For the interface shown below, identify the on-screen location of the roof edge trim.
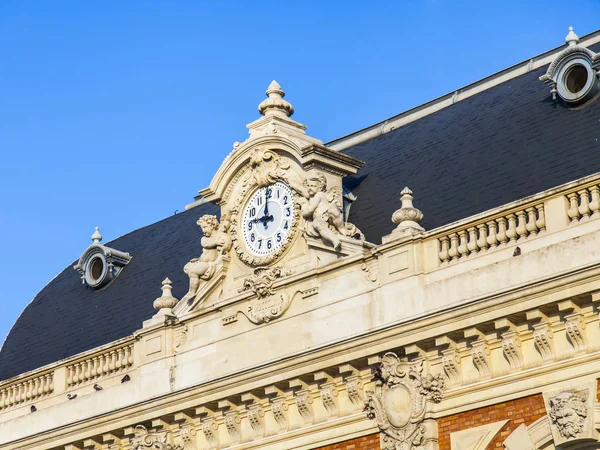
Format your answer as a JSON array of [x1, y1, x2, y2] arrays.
[[326, 29, 600, 152]]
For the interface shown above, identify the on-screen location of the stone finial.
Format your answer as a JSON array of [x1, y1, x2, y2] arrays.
[[91, 226, 102, 243], [153, 278, 179, 315], [565, 26, 579, 47], [258, 80, 294, 118], [388, 187, 425, 240]]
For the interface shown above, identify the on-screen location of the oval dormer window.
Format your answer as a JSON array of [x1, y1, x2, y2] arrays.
[[85, 254, 108, 288], [540, 27, 600, 106], [73, 227, 132, 290], [556, 58, 597, 104]]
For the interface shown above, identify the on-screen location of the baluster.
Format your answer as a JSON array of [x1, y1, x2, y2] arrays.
[[124, 345, 132, 367], [515, 210, 528, 240], [589, 186, 600, 218], [15, 384, 22, 404], [97, 354, 105, 377], [0, 389, 6, 409], [10, 386, 17, 407], [457, 230, 469, 259], [103, 352, 110, 374], [448, 233, 459, 262], [109, 351, 117, 372], [438, 237, 450, 263], [567, 193, 580, 223], [78, 362, 85, 383], [47, 374, 54, 393], [496, 217, 508, 246], [90, 357, 98, 379], [85, 360, 92, 381], [476, 224, 488, 252], [536, 204, 546, 231], [505, 214, 517, 243], [40, 375, 47, 394], [525, 207, 538, 236], [117, 348, 125, 370], [486, 221, 497, 249], [34, 377, 41, 398], [25, 380, 32, 401], [467, 227, 478, 255], [578, 189, 591, 220], [67, 366, 74, 386]]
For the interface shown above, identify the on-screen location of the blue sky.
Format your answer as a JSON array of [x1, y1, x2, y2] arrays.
[[1, 1, 600, 347]]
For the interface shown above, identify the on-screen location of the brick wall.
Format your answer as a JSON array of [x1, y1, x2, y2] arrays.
[[437, 394, 546, 450], [312, 433, 380, 450]]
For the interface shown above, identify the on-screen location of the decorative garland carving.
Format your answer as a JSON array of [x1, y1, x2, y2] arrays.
[[131, 425, 182, 450], [364, 353, 446, 450], [230, 148, 303, 267]]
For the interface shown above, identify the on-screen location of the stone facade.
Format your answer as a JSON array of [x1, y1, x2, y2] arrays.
[[2, 28, 600, 450]]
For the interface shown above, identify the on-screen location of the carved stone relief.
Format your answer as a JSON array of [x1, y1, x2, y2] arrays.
[[131, 425, 181, 450], [182, 214, 232, 303], [543, 382, 597, 447], [299, 171, 364, 250], [364, 352, 446, 450]]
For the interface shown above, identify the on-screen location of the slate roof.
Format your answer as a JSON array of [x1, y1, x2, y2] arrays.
[[2, 43, 600, 381]]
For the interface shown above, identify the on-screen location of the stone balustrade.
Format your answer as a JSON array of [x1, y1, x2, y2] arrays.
[[437, 202, 546, 265], [0, 371, 53, 410], [567, 182, 600, 223], [66, 343, 134, 387]]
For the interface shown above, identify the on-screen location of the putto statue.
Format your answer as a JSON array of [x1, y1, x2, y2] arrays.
[[299, 172, 363, 250], [182, 214, 232, 303]]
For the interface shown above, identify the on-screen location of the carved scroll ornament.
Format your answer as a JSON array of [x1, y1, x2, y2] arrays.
[[364, 352, 446, 450]]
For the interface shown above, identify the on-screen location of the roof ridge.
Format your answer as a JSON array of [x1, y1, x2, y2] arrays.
[[326, 28, 600, 151]]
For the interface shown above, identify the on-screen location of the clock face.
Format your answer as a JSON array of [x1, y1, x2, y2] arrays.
[[242, 181, 296, 257]]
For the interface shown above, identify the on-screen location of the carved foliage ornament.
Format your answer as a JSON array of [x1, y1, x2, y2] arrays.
[[236, 266, 295, 324], [131, 425, 182, 450], [364, 352, 446, 450]]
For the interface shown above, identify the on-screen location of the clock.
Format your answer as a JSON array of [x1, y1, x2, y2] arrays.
[[241, 181, 296, 258]]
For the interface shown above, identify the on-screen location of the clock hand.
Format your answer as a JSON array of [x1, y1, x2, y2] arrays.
[[263, 188, 270, 217]]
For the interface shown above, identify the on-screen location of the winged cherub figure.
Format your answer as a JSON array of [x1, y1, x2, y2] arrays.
[[299, 172, 350, 250], [182, 213, 232, 303]]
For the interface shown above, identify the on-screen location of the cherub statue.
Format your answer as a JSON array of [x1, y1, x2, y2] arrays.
[[299, 172, 350, 250], [182, 213, 232, 303]]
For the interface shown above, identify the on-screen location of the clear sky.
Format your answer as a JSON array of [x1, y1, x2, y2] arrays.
[[1, 1, 599, 348]]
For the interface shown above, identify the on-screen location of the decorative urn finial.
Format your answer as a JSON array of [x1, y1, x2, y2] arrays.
[[91, 226, 102, 243], [153, 278, 179, 315], [565, 26, 579, 47], [385, 187, 425, 241], [258, 80, 294, 118]]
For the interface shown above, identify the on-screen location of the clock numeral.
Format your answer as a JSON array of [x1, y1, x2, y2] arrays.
[[250, 207, 256, 217], [267, 239, 272, 250], [247, 222, 252, 231], [283, 221, 289, 230], [276, 232, 282, 243], [266, 187, 272, 199], [250, 233, 255, 243], [285, 207, 291, 217], [258, 239, 262, 249], [257, 196, 262, 205], [283, 195, 288, 205], [277, 189, 280, 198]]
